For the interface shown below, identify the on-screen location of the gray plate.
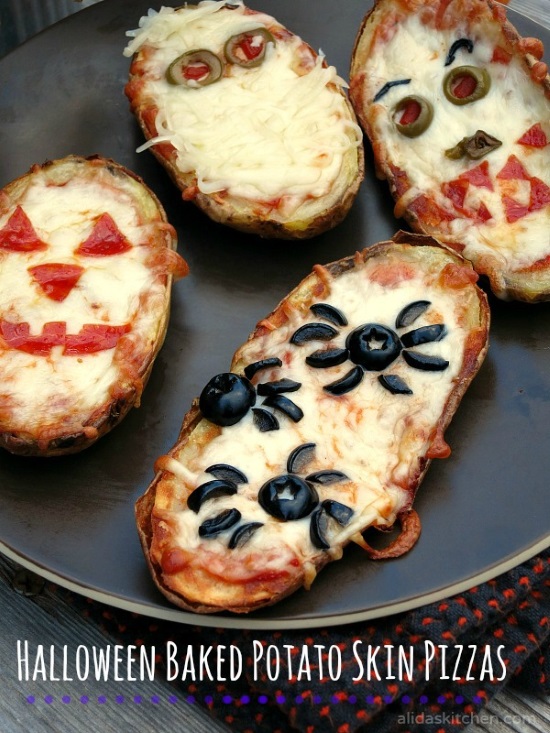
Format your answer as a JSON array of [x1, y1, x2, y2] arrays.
[[0, 0, 549, 629]]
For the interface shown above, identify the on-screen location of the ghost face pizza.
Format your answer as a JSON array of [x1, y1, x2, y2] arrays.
[[0, 155, 188, 456], [124, 1, 364, 239], [136, 233, 489, 614], [350, 0, 550, 302]]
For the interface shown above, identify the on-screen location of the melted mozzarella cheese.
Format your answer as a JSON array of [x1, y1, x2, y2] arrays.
[[167, 252, 472, 567], [0, 174, 164, 432], [124, 2, 361, 203], [363, 12, 550, 270]]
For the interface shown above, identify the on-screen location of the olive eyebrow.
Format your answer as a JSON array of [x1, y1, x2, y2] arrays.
[[445, 38, 474, 66], [373, 78, 411, 103]]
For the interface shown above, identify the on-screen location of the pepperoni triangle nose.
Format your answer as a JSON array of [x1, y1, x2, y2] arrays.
[[28, 264, 85, 302]]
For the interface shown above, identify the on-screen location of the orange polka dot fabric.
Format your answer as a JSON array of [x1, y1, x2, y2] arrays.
[[58, 550, 550, 733]]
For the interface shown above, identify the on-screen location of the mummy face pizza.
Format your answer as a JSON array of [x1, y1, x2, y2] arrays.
[[0, 156, 187, 456], [350, 0, 550, 301], [137, 235, 490, 614], [124, 1, 364, 238]]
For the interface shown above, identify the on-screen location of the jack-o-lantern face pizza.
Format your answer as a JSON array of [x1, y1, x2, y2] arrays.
[[350, 0, 550, 302], [136, 233, 489, 614], [123, 1, 364, 239], [0, 155, 188, 456]]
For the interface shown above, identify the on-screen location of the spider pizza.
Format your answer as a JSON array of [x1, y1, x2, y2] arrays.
[[136, 233, 489, 614], [350, 0, 550, 302], [124, 1, 364, 239], [0, 155, 188, 456]]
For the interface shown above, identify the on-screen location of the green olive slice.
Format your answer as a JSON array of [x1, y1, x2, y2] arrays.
[[166, 49, 223, 87], [393, 95, 434, 138], [443, 65, 490, 105], [224, 27, 274, 68]]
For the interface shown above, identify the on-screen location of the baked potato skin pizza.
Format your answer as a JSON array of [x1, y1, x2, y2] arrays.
[[136, 233, 489, 614], [0, 155, 188, 457], [350, 0, 550, 302], [124, 1, 364, 239]]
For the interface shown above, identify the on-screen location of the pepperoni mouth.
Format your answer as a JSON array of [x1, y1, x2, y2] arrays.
[[0, 320, 131, 356]]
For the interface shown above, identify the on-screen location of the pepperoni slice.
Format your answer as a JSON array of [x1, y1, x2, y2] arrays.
[[502, 196, 529, 223], [517, 123, 548, 148], [28, 263, 85, 302], [76, 213, 132, 257], [441, 179, 469, 210], [0, 206, 48, 253], [529, 177, 550, 212], [0, 320, 66, 356], [497, 155, 530, 181], [458, 161, 493, 190], [64, 324, 131, 355]]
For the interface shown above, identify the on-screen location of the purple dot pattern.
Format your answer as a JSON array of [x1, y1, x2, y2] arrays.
[[20, 691, 499, 709]]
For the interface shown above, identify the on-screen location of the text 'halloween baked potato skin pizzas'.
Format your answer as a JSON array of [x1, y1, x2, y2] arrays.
[[0, 155, 188, 457], [350, 0, 550, 302], [124, 1, 364, 239], [136, 233, 489, 614]]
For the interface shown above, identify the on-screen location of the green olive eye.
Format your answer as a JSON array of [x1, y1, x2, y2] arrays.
[[224, 28, 275, 68], [392, 95, 434, 138], [166, 49, 223, 87], [443, 65, 491, 105]]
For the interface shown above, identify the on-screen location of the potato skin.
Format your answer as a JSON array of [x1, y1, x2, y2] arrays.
[[125, 4, 364, 240], [136, 232, 490, 614], [0, 155, 187, 457], [349, 0, 550, 302]]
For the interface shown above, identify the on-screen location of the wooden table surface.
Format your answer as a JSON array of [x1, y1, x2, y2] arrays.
[[0, 1, 549, 731]]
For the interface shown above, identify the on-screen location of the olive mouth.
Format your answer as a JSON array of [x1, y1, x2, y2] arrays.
[[445, 129, 503, 161]]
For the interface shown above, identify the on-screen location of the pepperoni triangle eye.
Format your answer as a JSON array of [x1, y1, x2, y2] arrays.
[[75, 213, 132, 257], [0, 206, 48, 253]]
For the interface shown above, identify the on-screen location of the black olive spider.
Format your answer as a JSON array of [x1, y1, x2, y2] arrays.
[[290, 300, 450, 396]]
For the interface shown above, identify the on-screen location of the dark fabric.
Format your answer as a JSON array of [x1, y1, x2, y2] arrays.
[[57, 549, 550, 733]]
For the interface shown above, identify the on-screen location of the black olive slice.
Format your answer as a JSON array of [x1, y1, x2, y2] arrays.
[[198, 508, 241, 538], [290, 323, 339, 346], [324, 366, 364, 396], [346, 324, 402, 371], [166, 49, 223, 87], [205, 464, 248, 485], [403, 351, 449, 371], [378, 374, 413, 395], [393, 95, 434, 138], [395, 300, 431, 329], [259, 475, 319, 521], [310, 509, 331, 550], [199, 373, 256, 427], [224, 27, 274, 68], [306, 470, 349, 486], [262, 394, 304, 422], [443, 66, 490, 105], [400, 324, 447, 348], [228, 522, 264, 549], [373, 78, 411, 103], [306, 348, 349, 369], [187, 479, 238, 513], [244, 357, 282, 380], [252, 408, 280, 432], [445, 38, 474, 67], [287, 443, 316, 474], [257, 379, 302, 396], [322, 500, 354, 526], [188, 480, 238, 513], [309, 303, 348, 327]]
